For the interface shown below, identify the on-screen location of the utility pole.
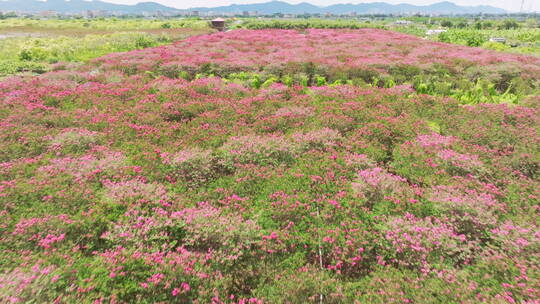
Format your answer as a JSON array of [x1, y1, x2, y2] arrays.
[[520, 0, 526, 13]]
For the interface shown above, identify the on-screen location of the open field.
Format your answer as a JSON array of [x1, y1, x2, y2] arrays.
[[237, 17, 540, 56], [0, 18, 212, 77], [0, 21, 539, 303], [1, 17, 538, 78]]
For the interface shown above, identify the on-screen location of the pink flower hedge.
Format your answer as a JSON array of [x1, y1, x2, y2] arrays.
[[0, 29, 538, 303], [94, 29, 540, 77]]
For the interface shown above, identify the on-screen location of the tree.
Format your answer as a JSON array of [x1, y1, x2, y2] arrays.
[[441, 20, 453, 28], [456, 21, 468, 29], [0, 12, 17, 19], [500, 19, 519, 30], [482, 21, 493, 29]]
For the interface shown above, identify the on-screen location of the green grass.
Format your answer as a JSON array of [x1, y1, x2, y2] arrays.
[[0, 17, 209, 30], [0, 18, 212, 77]]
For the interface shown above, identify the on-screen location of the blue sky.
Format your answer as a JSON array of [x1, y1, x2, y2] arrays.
[[105, 1, 538, 12]]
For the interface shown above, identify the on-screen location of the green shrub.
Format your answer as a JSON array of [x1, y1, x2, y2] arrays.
[[19, 47, 50, 62]]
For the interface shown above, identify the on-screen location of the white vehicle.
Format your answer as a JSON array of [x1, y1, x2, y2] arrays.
[[426, 29, 447, 36], [489, 37, 507, 43]]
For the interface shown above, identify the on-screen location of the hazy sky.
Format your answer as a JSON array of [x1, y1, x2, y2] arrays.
[[104, 0, 538, 12]]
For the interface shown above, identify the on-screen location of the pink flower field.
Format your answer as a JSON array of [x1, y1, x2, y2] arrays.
[[0, 29, 539, 303], [94, 29, 540, 76]]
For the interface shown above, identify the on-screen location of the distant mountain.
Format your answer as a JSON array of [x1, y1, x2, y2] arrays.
[[197, 2, 322, 14], [0, 0, 507, 15], [0, 0, 181, 14], [191, 1, 507, 15]]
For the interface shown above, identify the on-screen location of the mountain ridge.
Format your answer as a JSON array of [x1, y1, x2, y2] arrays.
[[0, 0, 507, 15], [191, 1, 507, 15]]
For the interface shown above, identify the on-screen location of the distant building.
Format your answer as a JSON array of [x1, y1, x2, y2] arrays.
[[82, 10, 94, 18], [211, 18, 226, 31], [38, 10, 58, 18], [395, 20, 413, 25]]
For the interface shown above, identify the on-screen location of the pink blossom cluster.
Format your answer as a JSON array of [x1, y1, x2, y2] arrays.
[[416, 133, 457, 148], [94, 29, 540, 77], [293, 128, 343, 151], [39, 150, 126, 181], [437, 149, 483, 172], [220, 134, 296, 165], [351, 167, 412, 203], [47, 128, 99, 153], [102, 178, 169, 206], [382, 213, 475, 272], [273, 106, 314, 118], [428, 185, 504, 239]]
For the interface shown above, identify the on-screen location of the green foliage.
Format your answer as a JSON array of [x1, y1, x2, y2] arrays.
[[392, 18, 540, 56], [0, 17, 209, 30], [438, 30, 487, 47], [500, 19, 520, 30], [3, 33, 171, 64], [0, 60, 47, 76], [237, 18, 383, 30], [250, 74, 262, 89], [18, 46, 50, 62], [441, 20, 453, 28], [0, 18, 212, 77], [315, 74, 327, 86]]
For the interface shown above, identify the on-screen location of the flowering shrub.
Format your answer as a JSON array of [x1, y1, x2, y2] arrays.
[[0, 264, 58, 303], [490, 222, 540, 257], [254, 105, 314, 133], [171, 202, 261, 258], [102, 178, 169, 207], [256, 265, 345, 303], [437, 149, 484, 176], [392, 132, 490, 185], [9, 214, 74, 251], [380, 213, 476, 272], [274, 106, 314, 118], [39, 149, 126, 181], [94, 29, 540, 85], [163, 148, 230, 188], [219, 134, 297, 166], [293, 128, 343, 151], [416, 133, 457, 148], [428, 185, 503, 240], [351, 167, 413, 206], [0, 29, 538, 302], [343, 153, 377, 171], [47, 128, 99, 154]]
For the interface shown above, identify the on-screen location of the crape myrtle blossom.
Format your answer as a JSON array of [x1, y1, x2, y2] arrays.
[[0, 28, 539, 303], [94, 29, 540, 77]]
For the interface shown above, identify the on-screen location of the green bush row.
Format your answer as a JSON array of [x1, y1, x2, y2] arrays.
[[152, 62, 537, 105]]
